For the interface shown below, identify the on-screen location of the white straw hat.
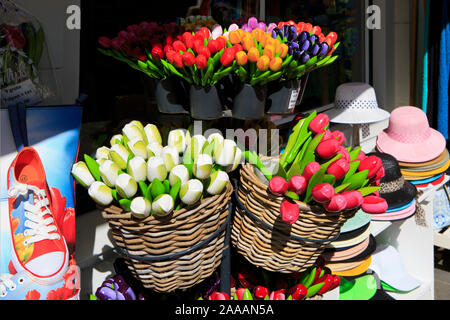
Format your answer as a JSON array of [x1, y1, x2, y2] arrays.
[[323, 83, 391, 124]]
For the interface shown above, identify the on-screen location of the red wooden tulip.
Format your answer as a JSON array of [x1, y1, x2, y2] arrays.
[[207, 39, 221, 54], [195, 54, 208, 70], [182, 32, 195, 49], [253, 286, 269, 299], [151, 46, 164, 61], [331, 130, 346, 145], [197, 27, 211, 40], [330, 275, 341, 291], [372, 166, 385, 181], [238, 272, 255, 289], [197, 45, 211, 59], [356, 151, 367, 162], [327, 158, 350, 180], [361, 196, 388, 214], [312, 183, 335, 203], [172, 52, 183, 68], [232, 43, 244, 55], [173, 40, 186, 53], [164, 44, 174, 54], [309, 114, 330, 134], [312, 267, 322, 285], [317, 274, 334, 294], [337, 146, 350, 163], [216, 36, 227, 50], [289, 284, 307, 300], [269, 291, 286, 300], [303, 162, 321, 181], [182, 51, 196, 67], [220, 47, 235, 67], [316, 138, 340, 159], [280, 200, 300, 225], [326, 32, 338, 45], [323, 195, 347, 212], [320, 130, 333, 142], [235, 288, 245, 300], [304, 23, 313, 33], [269, 176, 288, 196], [359, 156, 383, 178], [210, 292, 230, 300], [98, 36, 112, 48], [288, 175, 307, 195], [341, 190, 364, 210]]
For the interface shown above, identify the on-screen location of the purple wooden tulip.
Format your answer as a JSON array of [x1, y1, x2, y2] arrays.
[[309, 34, 318, 44], [257, 22, 267, 31], [248, 17, 259, 29], [287, 25, 297, 42], [297, 31, 309, 44], [319, 42, 329, 56], [310, 43, 320, 56], [300, 39, 311, 51], [300, 52, 311, 64], [293, 48, 303, 60], [242, 24, 251, 33]]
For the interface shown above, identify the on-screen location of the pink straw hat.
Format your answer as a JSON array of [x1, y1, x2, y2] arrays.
[[377, 106, 446, 163]]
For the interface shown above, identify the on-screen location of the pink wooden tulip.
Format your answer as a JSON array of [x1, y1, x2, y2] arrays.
[[316, 138, 340, 159], [361, 196, 388, 214], [341, 190, 364, 210], [312, 183, 335, 203], [269, 176, 288, 196], [309, 114, 330, 134], [359, 156, 383, 178], [331, 131, 346, 145], [235, 288, 245, 300], [327, 158, 350, 180], [337, 146, 350, 162], [323, 195, 347, 212], [356, 151, 367, 162], [320, 130, 333, 142], [372, 166, 385, 181], [288, 175, 307, 195], [303, 162, 321, 181], [280, 200, 300, 225]]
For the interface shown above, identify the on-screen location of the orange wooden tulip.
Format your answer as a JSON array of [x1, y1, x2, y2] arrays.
[[242, 35, 255, 51], [236, 51, 248, 66], [269, 57, 282, 72], [279, 43, 289, 58], [229, 30, 241, 44], [260, 33, 269, 48], [257, 55, 270, 71], [251, 28, 263, 42], [247, 47, 260, 63], [237, 28, 245, 40], [263, 45, 275, 59]]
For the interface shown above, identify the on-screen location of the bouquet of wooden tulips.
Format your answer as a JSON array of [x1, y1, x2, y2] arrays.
[[71, 121, 242, 219], [245, 111, 388, 225], [97, 17, 339, 86], [202, 263, 338, 301]]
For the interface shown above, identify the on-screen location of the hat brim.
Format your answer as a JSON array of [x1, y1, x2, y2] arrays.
[[327, 225, 372, 249], [323, 103, 391, 124], [339, 274, 378, 300], [370, 245, 422, 292], [398, 149, 449, 168], [401, 159, 450, 177], [380, 181, 417, 209], [334, 222, 370, 242], [325, 235, 376, 263], [377, 128, 447, 163], [372, 201, 416, 221], [323, 236, 370, 261], [333, 257, 372, 277], [341, 210, 373, 233]]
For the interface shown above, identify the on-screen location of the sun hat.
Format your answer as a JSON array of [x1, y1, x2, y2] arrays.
[[401, 160, 449, 177], [399, 151, 449, 172], [322, 83, 391, 124], [410, 173, 445, 186], [369, 245, 421, 292], [372, 201, 416, 221], [398, 149, 449, 168], [332, 256, 372, 277], [327, 224, 372, 249], [326, 235, 377, 263], [367, 152, 417, 209], [339, 274, 378, 300], [367, 271, 396, 300], [340, 210, 373, 233], [377, 106, 446, 163], [385, 199, 415, 213], [322, 237, 370, 262], [333, 222, 370, 242]]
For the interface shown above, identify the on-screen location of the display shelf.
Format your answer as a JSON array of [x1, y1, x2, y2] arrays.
[[371, 221, 392, 238]]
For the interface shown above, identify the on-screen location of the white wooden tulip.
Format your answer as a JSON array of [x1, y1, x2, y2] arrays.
[[71, 162, 95, 188]]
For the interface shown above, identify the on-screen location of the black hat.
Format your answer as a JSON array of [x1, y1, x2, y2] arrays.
[[367, 152, 418, 209]]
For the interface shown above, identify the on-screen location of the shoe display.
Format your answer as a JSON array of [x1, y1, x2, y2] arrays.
[[0, 260, 79, 300], [7, 147, 69, 281]]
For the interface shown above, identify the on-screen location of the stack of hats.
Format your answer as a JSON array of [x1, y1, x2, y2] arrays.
[[365, 152, 418, 221], [377, 106, 449, 190], [321, 210, 376, 277]]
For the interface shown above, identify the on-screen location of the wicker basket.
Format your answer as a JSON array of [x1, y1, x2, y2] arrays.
[[100, 182, 233, 293], [231, 163, 356, 273]]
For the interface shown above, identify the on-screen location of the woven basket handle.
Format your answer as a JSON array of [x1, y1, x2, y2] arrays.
[[232, 178, 341, 244], [110, 204, 231, 262]]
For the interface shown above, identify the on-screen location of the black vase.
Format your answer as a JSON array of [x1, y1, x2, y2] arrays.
[[266, 78, 304, 114], [189, 85, 223, 120], [232, 84, 267, 120], [155, 77, 188, 114]]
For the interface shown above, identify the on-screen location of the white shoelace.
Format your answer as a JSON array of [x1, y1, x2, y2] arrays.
[[8, 183, 60, 246], [0, 274, 15, 297]]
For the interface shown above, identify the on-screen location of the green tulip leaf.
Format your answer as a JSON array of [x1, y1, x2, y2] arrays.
[[150, 178, 166, 199], [274, 161, 288, 179], [305, 282, 325, 298], [119, 199, 131, 212], [285, 191, 300, 201], [84, 154, 101, 181], [169, 180, 181, 202], [163, 180, 170, 194], [138, 181, 148, 196], [300, 131, 325, 172], [343, 161, 361, 184], [349, 147, 362, 162], [287, 163, 302, 181], [111, 189, 119, 201], [323, 174, 336, 186], [320, 153, 343, 171], [358, 186, 381, 197], [300, 267, 317, 288], [335, 183, 351, 194], [346, 170, 369, 191]]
